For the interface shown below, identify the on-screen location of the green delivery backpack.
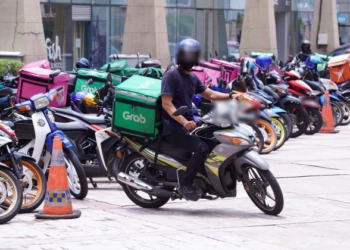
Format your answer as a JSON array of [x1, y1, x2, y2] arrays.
[[74, 69, 121, 94], [112, 75, 162, 139], [99, 60, 128, 75]]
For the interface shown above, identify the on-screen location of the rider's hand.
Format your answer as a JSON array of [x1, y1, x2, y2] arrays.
[[183, 120, 196, 131]]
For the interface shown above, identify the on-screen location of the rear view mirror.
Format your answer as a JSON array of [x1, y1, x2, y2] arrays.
[[142, 68, 149, 76], [86, 78, 94, 85], [106, 64, 111, 73], [49, 69, 61, 78], [172, 106, 190, 116], [56, 86, 64, 92], [107, 73, 113, 83]]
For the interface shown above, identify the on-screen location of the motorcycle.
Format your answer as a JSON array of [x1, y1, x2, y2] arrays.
[[116, 100, 284, 215], [5, 85, 88, 199], [0, 121, 46, 213], [52, 74, 119, 187]]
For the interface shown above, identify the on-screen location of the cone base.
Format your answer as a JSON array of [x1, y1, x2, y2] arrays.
[[319, 130, 339, 134], [35, 210, 81, 220]]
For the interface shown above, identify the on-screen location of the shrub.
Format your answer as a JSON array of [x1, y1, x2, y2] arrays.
[[0, 59, 25, 76]]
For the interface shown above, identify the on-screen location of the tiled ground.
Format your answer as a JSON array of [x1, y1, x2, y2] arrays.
[[1, 127, 350, 250]]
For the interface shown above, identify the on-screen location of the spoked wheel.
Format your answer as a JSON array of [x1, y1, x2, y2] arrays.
[[242, 166, 284, 215], [120, 153, 170, 208], [248, 124, 264, 154], [331, 101, 344, 127], [256, 119, 277, 154], [0, 168, 23, 224], [63, 148, 88, 200], [339, 101, 350, 126], [4, 160, 46, 213], [285, 103, 309, 138], [304, 108, 323, 135], [270, 117, 287, 150]]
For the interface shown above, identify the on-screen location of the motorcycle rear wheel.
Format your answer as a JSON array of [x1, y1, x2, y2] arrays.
[[304, 108, 323, 135], [119, 153, 170, 208], [0, 168, 23, 224], [242, 166, 284, 216], [248, 124, 264, 154], [277, 113, 293, 140]]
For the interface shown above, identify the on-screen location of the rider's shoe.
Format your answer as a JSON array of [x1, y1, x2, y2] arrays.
[[178, 184, 200, 201]]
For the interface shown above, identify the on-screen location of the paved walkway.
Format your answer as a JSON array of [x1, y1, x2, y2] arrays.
[[1, 127, 350, 250]]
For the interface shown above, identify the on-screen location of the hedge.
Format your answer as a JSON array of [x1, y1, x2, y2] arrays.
[[0, 59, 25, 76]]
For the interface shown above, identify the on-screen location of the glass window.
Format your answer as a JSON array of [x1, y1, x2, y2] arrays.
[[110, 6, 126, 55], [41, 4, 73, 70], [93, 0, 110, 4], [72, 0, 92, 3], [40, 0, 49, 2], [230, 0, 245, 10], [164, 0, 195, 7], [165, 8, 177, 58], [92, 6, 110, 68], [50, 0, 72, 3], [214, 0, 230, 9], [111, 0, 128, 5], [289, 11, 313, 56]]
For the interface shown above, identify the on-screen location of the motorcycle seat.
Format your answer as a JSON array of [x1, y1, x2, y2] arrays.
[[147, 138, 192, 161], [56, 121, 88, 132], [311, 90, 323, 97], [304, 80, 325, 93], [52, 107, 106, 124]]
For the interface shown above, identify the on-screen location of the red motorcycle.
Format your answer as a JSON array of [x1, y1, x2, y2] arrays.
[[283, 70, 323, 135]]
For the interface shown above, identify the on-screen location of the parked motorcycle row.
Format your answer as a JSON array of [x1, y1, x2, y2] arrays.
[[1, 50, 348, 224]]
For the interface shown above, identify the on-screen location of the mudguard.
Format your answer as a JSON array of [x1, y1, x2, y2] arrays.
[[234, 150, 270, 178], [334, 92, 348, 103], [329, 94, 340, 102], [278, 95, 301, 109], [46, 130, 72, 151], [340, 88, 350, 95], [272, 106, 286, 114], [259, 110, 271, 122], [263, 108, 280, 118]]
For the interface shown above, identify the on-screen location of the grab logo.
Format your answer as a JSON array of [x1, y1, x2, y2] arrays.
[[81, 85, 97, 93], [122, 111, 146, 124], [138, 80, 154, 89]]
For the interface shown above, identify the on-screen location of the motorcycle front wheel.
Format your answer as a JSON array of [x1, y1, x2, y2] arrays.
[[304, 108, 323, 135], [63, 148, 88, 200], [3, 159, 46, 213], [270, 117, 287, 150], [242, 166, 284, 216], [0, 168, 23, 224], [339, 101, 350, 126], [277, 113, 293, 140], [331, 101, 344, 127], [256, 119, 277, 154], [285, 103, 309, 138]]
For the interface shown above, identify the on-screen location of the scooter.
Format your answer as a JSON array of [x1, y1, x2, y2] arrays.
[[116, 101, 284, 215], [5, 85, 88, 199]]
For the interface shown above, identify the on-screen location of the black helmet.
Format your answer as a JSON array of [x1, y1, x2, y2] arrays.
[[301, 40, 311, 53], [137, 58, 162, 69], [175, 38, 201, 70], [76, 58, 90, 69]]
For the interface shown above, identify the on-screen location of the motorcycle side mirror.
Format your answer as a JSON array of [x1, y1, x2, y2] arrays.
[[107, 73, 113, 83], [142, 68, 149, 76], [86, 78, 94, 85], [172, 106, 190, 116], [56, 86, 64, 92], [106, 64, 111, 73], [49, 69, 61, 78], [215, 50, 218, 58]]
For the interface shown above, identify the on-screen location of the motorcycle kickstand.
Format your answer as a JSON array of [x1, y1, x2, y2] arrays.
[[90, 178, 98, 188]]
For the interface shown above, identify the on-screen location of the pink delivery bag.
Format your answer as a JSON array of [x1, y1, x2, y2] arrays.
[[16, 67, 69, 107], [210, 59, 240, 82], [198, 61, 225, 85]]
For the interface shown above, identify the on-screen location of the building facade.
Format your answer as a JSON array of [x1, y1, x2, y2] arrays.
[[32, 0, 346, 70]]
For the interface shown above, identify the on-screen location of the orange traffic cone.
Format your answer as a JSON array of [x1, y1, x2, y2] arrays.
[[319, 90, 339, 134], [35, 136, 81, 219]]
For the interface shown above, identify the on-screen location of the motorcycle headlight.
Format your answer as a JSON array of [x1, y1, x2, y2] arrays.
[[33, 96, 50, 110]]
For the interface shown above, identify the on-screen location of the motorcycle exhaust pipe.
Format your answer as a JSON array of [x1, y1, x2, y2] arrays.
[[117, 172, 178, 198]]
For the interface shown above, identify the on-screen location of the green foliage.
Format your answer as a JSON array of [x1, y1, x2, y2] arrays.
[[0, 59, 24, 76]]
